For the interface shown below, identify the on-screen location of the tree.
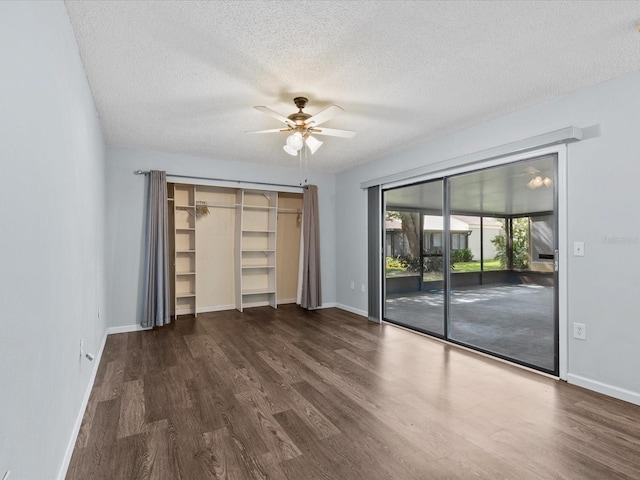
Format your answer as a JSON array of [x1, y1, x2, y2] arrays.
[[491, 218, 529, 269], [386, 211, 421, 257]]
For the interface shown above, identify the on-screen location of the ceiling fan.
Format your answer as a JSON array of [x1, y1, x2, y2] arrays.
[[246, 97, 356, 156]]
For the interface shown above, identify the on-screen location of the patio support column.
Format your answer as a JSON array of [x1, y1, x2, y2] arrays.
[[480, 216, 484, 286], [419, 212, 424, 292], [506, 217, 514, 270]]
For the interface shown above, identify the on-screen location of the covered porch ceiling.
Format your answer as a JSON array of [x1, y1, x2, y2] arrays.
[[385, 155, 555, 217]]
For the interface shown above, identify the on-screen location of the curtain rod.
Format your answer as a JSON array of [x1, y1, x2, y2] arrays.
[[134, 170, 306, 189]]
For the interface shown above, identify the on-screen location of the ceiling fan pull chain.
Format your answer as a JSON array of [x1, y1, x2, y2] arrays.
[[299, 148, 303, 184]]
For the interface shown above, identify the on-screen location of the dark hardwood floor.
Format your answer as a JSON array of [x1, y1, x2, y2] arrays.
[[66, 305, 640, 479]]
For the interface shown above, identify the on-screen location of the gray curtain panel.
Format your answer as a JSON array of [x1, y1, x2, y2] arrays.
[[141, 170, 171, 328], [367, 186, 382, 323], [301, 184, 322, 309]]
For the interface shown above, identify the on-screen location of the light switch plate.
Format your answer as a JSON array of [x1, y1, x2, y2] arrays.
[[573, 241, 585, 256]]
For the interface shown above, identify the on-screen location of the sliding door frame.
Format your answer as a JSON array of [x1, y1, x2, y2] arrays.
[[378, 145, 568, 379]]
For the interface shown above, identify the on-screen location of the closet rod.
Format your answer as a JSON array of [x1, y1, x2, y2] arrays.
[[134, 170, 304, 190]]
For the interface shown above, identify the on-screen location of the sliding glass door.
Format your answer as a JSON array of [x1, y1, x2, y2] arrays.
[[382, 155, 558, 374], [384, 180, 445, 336]]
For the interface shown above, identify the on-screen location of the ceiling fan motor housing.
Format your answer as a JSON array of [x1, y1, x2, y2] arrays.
[[288, 97, 311, 125]]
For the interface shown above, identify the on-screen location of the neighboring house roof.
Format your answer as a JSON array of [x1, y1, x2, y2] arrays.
[[454, 215, 503, 228]]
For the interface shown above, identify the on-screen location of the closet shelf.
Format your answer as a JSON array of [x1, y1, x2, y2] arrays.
[[197, 201, 240, 208], [170, 183, 197, 319], [243, 205, 276, 211], [236, 189, 278, 312], [242, 288, 276, 295], [176, 292, 196, 298]]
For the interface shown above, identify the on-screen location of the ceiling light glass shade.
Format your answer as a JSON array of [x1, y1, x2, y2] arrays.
[[532, 176, 543, 188], [543, 177, 553, 187], [304, 134, 323, 155], [527, 178, 536, 189], [283, 144, 298, 156], [286, 132, 304, 151]]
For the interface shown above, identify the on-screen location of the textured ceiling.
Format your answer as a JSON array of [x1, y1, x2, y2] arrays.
[[64, 1, 640, 172]]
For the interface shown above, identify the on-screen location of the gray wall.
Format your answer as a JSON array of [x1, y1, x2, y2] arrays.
[[0, 2, 107, 479], [106, 147, 336, 328], [336, 70, 640, 403]]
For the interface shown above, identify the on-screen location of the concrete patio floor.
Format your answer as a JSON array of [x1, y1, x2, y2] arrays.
[[385, 283, 555, 371]]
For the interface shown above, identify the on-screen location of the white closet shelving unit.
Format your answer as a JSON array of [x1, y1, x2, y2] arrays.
[[172, 183, 197, 318], [235, 189, 278, 311]]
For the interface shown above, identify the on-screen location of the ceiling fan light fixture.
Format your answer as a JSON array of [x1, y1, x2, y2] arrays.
[[251, 97, 355, 156], [283, 144, 298, 156], [286, 132, 304, 151], [527, 175, 553, 189], [305, 134, 323, 155]]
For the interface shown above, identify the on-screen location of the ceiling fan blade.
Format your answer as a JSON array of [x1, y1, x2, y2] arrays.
[[309, 127, 356, 138], [245, 128, 290, 134], [254, 106, 296, 127], [304, 105, 344, 127]]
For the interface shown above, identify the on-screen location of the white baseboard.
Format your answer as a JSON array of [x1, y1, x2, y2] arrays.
[[278, 298, 297, 305], [107, 324, 152, 335], [335, 303, 367, 318], [567, 373, 640, 406], [317, 302, 336, 309], [242, 300, 271, 309], [57, 330, 109, 480], [197, 304, 235, 313]]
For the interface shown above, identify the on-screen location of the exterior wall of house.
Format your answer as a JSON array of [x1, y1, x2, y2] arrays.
[[468, 225, 502, 260]]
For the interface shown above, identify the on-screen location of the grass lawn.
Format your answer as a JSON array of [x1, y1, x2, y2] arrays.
[[452, 259, 502, 272], [386, 259, 504, 279]]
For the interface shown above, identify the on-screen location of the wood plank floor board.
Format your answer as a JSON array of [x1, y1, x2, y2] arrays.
[[122, 332, 146, 382], [66, 305, 640, 480], [117, 378, 146, 439], [291, 380, 429, 463], [201, 427, 248, 480], [274, 409, 366, 480], [143, 419, 180, 480], [112, 432, 151, 480], [234, 390, 302, 462]]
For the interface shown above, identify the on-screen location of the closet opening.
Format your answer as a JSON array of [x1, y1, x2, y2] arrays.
[[167, 183, 303, 317]]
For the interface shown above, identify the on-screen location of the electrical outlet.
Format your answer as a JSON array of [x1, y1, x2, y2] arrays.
[[573, 322, 586, 340], [350, 281, 354, 290], [361, 284, 365, 292]]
